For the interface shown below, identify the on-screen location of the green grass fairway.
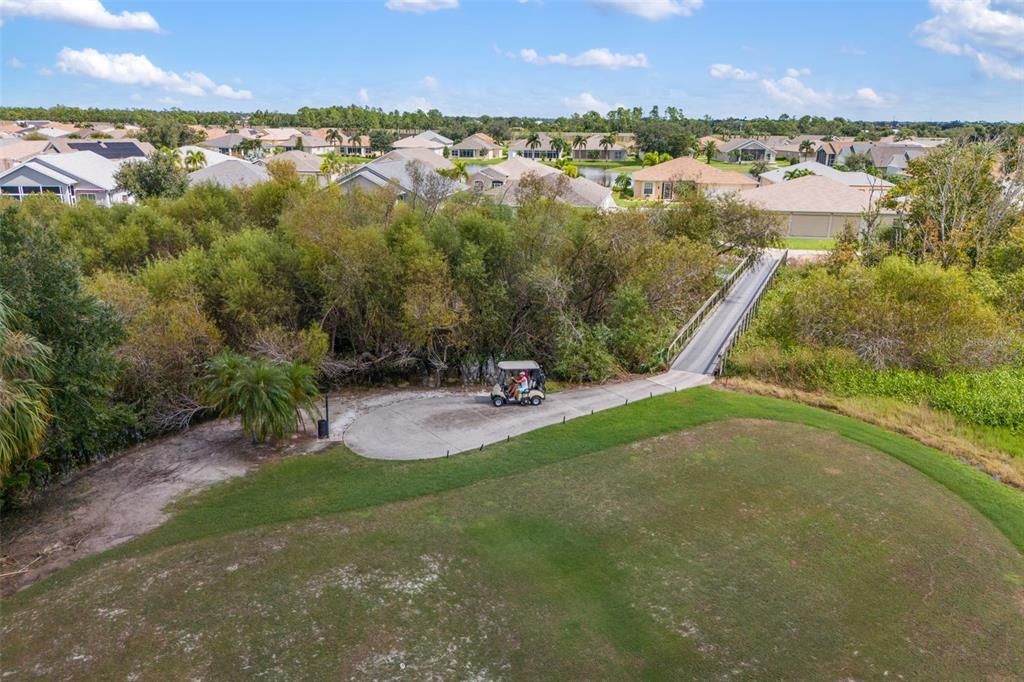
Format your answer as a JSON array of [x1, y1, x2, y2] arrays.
[[784, 237, 836, 250], [3, 389, 1023, 679]]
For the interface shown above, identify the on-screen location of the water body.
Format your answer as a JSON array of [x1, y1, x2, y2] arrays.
[[464, 163, 625, 187]]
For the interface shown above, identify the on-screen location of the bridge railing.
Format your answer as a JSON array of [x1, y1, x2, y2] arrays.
[[657, 254, 752, 369], [712, 249, 788, 377]]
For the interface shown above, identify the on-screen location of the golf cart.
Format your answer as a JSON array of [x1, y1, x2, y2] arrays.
[[491, 360, 546, 407]]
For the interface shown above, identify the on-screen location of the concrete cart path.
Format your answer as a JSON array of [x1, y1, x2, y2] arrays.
[[671, 250, 785, 375], [342, 370, 712, 460]]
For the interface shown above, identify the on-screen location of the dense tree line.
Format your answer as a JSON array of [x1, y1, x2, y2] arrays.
[[3, 105, 1017, 151], [0, 171, 781, 505]]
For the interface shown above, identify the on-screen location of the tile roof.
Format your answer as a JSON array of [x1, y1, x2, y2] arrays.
[[739, 175, 895, 214], [758, 161, 893, 189], [631, 156, 758, 187], [188, 160, 270, 189]]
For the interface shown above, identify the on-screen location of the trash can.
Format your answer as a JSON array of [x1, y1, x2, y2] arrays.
[[317, 419, 329, 439]]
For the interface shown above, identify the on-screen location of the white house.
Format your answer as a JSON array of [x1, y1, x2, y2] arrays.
[[391, 131, 454, 156], [0, 151, 133, 206]]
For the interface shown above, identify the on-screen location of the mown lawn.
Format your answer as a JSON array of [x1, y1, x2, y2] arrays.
[[784, 237, 836, 250], [3, 388, 1023, 679]]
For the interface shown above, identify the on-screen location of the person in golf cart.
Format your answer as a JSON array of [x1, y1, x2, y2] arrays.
[[491, 361, 546, 407]]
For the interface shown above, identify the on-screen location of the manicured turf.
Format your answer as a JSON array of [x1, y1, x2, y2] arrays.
[[784, 237, 837, 250], [3, 388, 1023, 679]]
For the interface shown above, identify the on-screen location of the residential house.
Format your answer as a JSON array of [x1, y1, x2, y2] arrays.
[[202, 133, 260, 157], [391, 131, 454, 156], [338, 133, 372, 156], [0, 151, 132, 206], [869, 144, 934, 176], [259, 150, 329, 184], [758, 161, 893, 193], [508, 133, 563, 160], [0, 140, 51, 171], [484, 173, 615, 210], [19, 125, 73, 138], [188, 159, 270, 189], [336, 148, 464, 199], [44, 138, 154, 160], [176, 145, 236, 169], [257, 127, 304, 143], [469, 156, 561, 191], [815, 141, 850, 167], [715, 138, 776, 164], [451, 133, 504, 159], [569, 134, 628, 162], [270, 134, 333, 156], [761, 135, 839, 162], [631, 157, 757, 200], [738, 175, 894, 238]]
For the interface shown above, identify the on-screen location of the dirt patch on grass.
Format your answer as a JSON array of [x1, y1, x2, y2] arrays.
[[0, 419, 317, 596], [0, 386, 458, 596]]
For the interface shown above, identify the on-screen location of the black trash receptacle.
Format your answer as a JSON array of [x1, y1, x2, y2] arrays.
[[317, 419, 329, 439]]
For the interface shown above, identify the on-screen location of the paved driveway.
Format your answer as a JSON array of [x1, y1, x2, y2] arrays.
[[341, 370, 712, 460]]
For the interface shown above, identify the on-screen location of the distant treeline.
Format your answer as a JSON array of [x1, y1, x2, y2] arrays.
[[2, 105, 1019, 145]]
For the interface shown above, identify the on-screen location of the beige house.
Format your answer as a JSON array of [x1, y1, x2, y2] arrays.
[[451, 133, 504, 159], [631, 157, 757, 200], [738, 175, 895, 238]]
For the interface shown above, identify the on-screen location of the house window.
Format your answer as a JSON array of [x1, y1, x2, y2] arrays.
[[21, 187, 40, 194], [0, 186, 20, 195], [491, 180, 502, 188], [643, 182, 653, 196], [473, 180, 483, 191], [78, 193, 97, 202]]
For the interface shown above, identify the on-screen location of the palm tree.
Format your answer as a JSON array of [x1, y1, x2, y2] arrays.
[[438, 159, 470, 183], [549, 135, 568, 158], [325, 128, 343, 150], [599, 133, 617, 159], [319, 150, 345, 178], [183, 149, 207, 173], [158, 146, 183, 168], [203, 352, 319, 444], [798, 139, 816, 161], [237, 137, 263, 160], [0, 292, 51, 478], [698, 140, 718, 165], [784, 168, 816, 180], [525, 132, 542, 158], [572, 134, 588, 159]]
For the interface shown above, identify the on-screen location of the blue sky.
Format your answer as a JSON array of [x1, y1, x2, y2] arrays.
[[1, 0, 1022, 120]]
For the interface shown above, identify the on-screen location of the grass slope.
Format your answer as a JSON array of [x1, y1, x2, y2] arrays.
[[13, 388, 1024, 593], [2, 415, 1022, 679]]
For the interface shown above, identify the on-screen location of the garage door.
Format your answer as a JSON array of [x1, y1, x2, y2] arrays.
[[789, 213, 833, 238]]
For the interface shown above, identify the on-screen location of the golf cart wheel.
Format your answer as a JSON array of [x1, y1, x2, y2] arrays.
[[530, 395, 542, 406], [492, 396, 506, 407]]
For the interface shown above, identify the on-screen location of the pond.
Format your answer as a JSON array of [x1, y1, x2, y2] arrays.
[[464, 163, 627, 188]]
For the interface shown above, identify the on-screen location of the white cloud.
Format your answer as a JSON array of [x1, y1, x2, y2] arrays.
[[785, 66, 811, 77], [592, 0, 702, 20], [37, 66, 52, 76], [855, 87, 885, 105], [970, 46, 1024, 78], [385, 0, 458, 13], [55, 48, 253, 99], [759, 73, 891, 111], [129, 92, 142, 101], [709, 63, 757, 80], [916, 0, 1024, 79], [520, 47, 649, 69], [419, 75, 439, 90], [0, 0, 159, 31], [760, 75, 834, 110], [839, 45, 866, 56], [561, 91, 611, 113], [357, 87, 370, 104], [158, 96, 181, 107], [5, 56, 23, 68]]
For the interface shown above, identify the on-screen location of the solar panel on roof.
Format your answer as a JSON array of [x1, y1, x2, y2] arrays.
[[67, 141, 144, 159]]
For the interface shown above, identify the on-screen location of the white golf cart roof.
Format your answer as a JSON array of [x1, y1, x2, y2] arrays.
[[497, 360, 541, 371]]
